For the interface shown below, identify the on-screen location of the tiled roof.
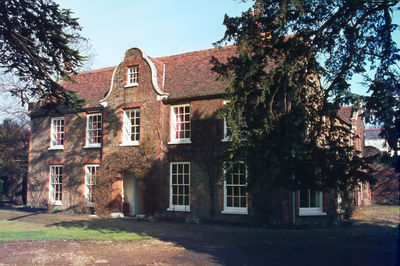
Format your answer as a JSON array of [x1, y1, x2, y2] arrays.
[[61, 46, 237, 104], [61, 66, 115, 106], [338, 106, 352, 123], [365, 128, 383, 140], [151, 45, 237, 99]]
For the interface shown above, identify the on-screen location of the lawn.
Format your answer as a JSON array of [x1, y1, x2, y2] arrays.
[[0, 220, 148, 242], [0, 205, 398, 265]]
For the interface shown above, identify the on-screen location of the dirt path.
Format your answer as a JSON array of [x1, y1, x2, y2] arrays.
[[0, 239, 215, 265]]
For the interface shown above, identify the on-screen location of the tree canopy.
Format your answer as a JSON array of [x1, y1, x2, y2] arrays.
[[212, 0, 399, 217], [0, 0, 87, 108]]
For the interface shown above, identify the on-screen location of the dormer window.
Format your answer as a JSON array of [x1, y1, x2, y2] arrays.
[[127, 65, 139, 86]]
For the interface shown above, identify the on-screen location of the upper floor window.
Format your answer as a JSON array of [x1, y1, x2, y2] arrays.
[[127, 65, 139, 86], [170, 104, 191, 144], [122, 108, 140, 145], [49, 165, 63, 205], [50, 117, 64, 149], [86, 113, 102, 148], [168, 162, 190, 212], [222, 162, 248, 214], [85, 164, 99, 207], [299, 189, 326, 216]]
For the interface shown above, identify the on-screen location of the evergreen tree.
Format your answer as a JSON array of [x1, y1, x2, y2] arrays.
[[212, 0, 399, 219], [0, 0, 87, 109], [0, 119, 29, 203]]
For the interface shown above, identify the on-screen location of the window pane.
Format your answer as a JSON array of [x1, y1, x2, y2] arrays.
[[178, 196, 183, 205], [184, 196, 189, 205], [310, 190, 320, 208], [240, 197, 246, 207], [227, 187, 232, 196], [227, 197, 233, 207], [172, 164, 177, 174], [300, 189, 309, 208], [234, 197, 239, 207]]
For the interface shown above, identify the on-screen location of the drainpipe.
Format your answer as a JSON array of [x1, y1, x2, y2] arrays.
[[162, 64, 166, 91]]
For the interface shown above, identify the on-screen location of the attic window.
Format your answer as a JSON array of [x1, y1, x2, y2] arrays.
[[127, 65, 139, 86]]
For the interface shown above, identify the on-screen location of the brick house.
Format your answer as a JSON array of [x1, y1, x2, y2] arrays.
[[27, 46, 365, 223], [338, 106, 371, 206]]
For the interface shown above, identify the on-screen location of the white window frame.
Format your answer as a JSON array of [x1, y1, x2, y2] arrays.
[[49, 165, 63, 206], [299, 189, 326, 216], [49, 117, 64, 150], [85, 113, 102, 148], [222, 100, 232, 142], [126, 65, 139, 87], [167, 162, 190, 212], [84, 164, 99, 207], [120, 108, 140, 146], [222, 161, 248, 215], [169, 104, 191, 144]]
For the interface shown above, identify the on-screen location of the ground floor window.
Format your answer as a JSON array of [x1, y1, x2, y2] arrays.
[[49, 165, 63, 205], [85, 164, 99, 207], [222, 161, 248, 214], [299, 189, 325, 216], [168, 162, 190, 211]]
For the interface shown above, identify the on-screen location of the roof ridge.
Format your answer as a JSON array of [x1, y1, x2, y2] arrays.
[[153, 45, 236, 60], [76, 66, 116, 75]]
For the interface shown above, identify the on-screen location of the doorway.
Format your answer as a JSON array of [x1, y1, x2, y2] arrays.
[[123, 173, 137, 216]]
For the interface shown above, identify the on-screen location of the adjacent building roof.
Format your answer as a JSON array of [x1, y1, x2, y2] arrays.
[[365, 128, 383, 140]]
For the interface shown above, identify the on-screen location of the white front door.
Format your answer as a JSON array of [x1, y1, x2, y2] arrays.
[[123, 173, 136, 216]]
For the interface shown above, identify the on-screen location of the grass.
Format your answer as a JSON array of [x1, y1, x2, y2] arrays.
[[0, 220, 149, 242], [351, 204, 399, 226]]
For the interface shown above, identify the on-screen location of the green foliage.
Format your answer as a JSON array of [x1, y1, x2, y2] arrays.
[[185, 214, 201, 224], [212, 0, 399, 218], [0, 119, 29, 203], [0, 0, 87, 110]]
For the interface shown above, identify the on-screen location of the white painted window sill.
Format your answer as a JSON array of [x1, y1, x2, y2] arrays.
[[48, 147, 64, 151], [221, 138, 232, 142], [119, 142, 140, 147], [299, 210, 327, 216], [221, 209, 248, 215], [124, 83, 138, 88], [83, 145, 101, 149], [50, 201, 62, 206], [168, 139, 192, 145], [167, 206, 191, 212]]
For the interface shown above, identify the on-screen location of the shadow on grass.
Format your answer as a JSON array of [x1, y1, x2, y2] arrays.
[[0, 205, 47, 221], [46, 216, 399, 266]]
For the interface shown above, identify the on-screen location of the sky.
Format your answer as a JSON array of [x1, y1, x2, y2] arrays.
[[54, 0, 253, 70], [54, 0, 399, 96], [1, 1, 399, 122]]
